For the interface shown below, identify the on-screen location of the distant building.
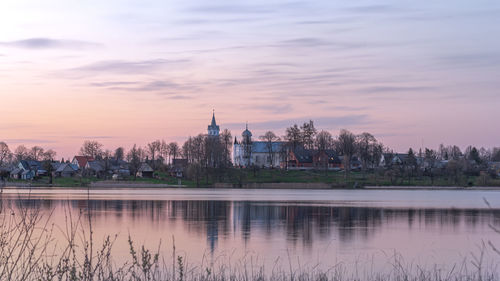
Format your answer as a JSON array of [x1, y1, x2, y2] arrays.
[[207, 111, 220, 137], [72, 156, 94, 170], [233, 124, 285, 168], [137, 163, 154, 178]]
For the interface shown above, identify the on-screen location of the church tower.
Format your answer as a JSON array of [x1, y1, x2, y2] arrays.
[[207, 110, 220, 137], [242, 123, 252, 167]]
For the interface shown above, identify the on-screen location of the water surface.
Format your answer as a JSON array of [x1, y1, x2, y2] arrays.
[[2, 188, 500, 271]]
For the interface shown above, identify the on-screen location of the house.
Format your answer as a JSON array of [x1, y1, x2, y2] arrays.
[[10, 168, 23, 179], [17, 160, 44, 180], [55, 163, 78, 178], [488, 162, 500, 177], [108, 158, 130, 177], [136, 163, 154, 178], [71, 156, 95, 170], [233, 124, 286, 168], [85, 160, 105, 177], [287, 148, 342, 170]]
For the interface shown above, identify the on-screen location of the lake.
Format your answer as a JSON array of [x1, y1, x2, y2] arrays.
[[2, 188, 500, 273]]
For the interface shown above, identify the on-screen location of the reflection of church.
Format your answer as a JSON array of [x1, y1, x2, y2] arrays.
[[232, 124, 285, 168]]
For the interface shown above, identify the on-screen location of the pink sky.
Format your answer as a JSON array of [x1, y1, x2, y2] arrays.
[[1, 0, 499, 159]]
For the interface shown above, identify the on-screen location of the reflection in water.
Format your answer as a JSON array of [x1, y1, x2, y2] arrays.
[[4, 198, 500, 254]]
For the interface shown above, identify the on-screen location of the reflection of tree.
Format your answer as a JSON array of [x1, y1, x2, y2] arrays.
[[4, 197, 500, 252]]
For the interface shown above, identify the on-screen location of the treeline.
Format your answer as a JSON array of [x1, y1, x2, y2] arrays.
[[2, 119, 500, 186]]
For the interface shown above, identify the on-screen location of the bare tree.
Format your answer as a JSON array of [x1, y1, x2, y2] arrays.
[[300, 120, 317, 150], [356, 132, 377, 176], [315, 131, 334, 172], [315, 131, 334, 151], [30, 146, 45, 161], [0, 142, 12, 166], [168, 142, 180, 165], [335, 129, 357, 180], [259, 131, 280, 168], [147, 140, 162, 168], [127, 144, 143, 180], [42, 149, 57, 161], [14, 145, 29, 162], [79, 140, 103, 158], [285, 124, 302, 150]]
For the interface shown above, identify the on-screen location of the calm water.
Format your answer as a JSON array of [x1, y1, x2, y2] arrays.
[[2, 188, 500, 271]]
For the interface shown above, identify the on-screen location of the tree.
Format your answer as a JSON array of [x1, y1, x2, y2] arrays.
[[114, 147, 125, 160], [335, 129, 357, 180], [465, 146, 481, 164], [30, 146, 45, 161], [220, 129, 233, 167], [127, 144, 142, 180], [168, 142, 180, 165], [14, 145, 29, 162], [300, 120, 317, 150], [79, 140, 103, 158], [492, 147, 500, 162], [147, 140, 162, 168], [42, 149, 57, 161], [285, 124, 302, 150], [0, 142, 12, 166], [406, 148, 418, 182], [424, 148, 438, 184], [314, 131, 334, 151], [356, 132, 377, 176], [259, 131, 280, 168]]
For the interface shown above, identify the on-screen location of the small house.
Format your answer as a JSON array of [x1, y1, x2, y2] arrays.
[[137, 163, 154, 178]]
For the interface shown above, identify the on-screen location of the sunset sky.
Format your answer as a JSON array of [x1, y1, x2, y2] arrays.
[[1, 0, 499, 159]]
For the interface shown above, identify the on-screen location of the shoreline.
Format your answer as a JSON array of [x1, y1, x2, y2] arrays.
[[2, 180, 500, 190]]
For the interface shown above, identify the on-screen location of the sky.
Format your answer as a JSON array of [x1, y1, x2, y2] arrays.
[[0, 0, 499, 159]]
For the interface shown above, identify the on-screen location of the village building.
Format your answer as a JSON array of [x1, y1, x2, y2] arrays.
[[287, 148, 343, 170], [55, 163, 78, 178], [233, 124, 285, 168], [137, 162, 154, 178], [72, 156, 95, 170]]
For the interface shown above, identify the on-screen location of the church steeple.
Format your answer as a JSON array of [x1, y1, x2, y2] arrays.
[[207, 110, 220, 137]]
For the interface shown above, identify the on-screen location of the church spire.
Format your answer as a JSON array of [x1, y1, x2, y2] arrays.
[[211, 109, 217, 126]]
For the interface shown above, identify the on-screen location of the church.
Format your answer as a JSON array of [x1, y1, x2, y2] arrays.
[[232, 124, 285, 168]]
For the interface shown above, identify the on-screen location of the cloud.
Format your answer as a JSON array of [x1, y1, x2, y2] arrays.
[[345, 5, 395, 14], [225, 115, 370, 132], [437, 53, 500, 69], [0, 38, 101, 49], [237, 104, 293, 114], [69, 59, 189, 75], [187, 4, 273, 15], [358, 86, 435, 94], [88, 80, 200, 93], [3, 138, 56, 144]]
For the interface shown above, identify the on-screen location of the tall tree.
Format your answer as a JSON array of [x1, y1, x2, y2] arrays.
[[168, 142, 180, 164], [14, 145, 29, 162], [42, 149, 57, 161], [0, 142, 12, 166], [314, 131, 334, 151], [79, 140, 103, 158], [335, 129, 357, 179], [259, 131, 280, 168], [356, 132, 377, 176], [285, 124, 302, 150], [220, 129, 233, 167], [300, 120, 317, 150], [147, 140, 162, 168], [114, 147, 125, 160], [126, 144, 142, 180], [30, 146, 45, 161]]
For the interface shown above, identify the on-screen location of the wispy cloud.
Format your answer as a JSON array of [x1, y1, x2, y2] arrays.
[[187, 4, 273, 15], [0, 38, 101, 49], [69, 59, 190, 75], [225, 115, 370, 132], [437, 53, 500, 68]]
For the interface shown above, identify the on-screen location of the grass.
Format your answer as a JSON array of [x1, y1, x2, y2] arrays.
[[4, 169, 500, 188]]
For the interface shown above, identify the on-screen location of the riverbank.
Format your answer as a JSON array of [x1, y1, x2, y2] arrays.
[[3, 181, 500, 190]]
